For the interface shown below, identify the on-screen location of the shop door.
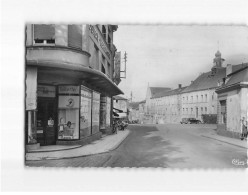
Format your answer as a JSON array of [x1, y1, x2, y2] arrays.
[[37, 98, 57, 145]]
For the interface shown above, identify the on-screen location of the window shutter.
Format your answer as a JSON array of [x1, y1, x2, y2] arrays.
[[68, 25, 82, 49], [34, 24, 55, 40]]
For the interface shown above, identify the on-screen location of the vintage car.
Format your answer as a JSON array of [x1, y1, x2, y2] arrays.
[[181, 118, 202, 124]]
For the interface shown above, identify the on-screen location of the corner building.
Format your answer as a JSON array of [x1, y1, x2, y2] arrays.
[[25, 24, 123, 148]]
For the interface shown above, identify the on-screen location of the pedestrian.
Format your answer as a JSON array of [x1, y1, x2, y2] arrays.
[[240, 117, 247, 140]]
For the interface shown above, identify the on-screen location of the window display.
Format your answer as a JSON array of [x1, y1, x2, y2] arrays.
[[80, 87, 92, 138], [92, 92, 100, 134], [58, 86, 80, 140], [106, 97, 111, 128]]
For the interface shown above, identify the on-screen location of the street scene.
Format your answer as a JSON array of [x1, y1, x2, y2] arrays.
[[26, 124, 247, 168], [24, 24, 248, 168]]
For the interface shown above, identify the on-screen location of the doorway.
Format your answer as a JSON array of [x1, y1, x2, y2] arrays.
[[36, 98, 57, 145]]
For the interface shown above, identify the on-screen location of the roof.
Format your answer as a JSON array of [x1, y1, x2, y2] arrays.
[[224, 66, 248, 86], [139, 100, 146, 104], [152, 86, 187, 99], [113, 95, 128, 100], [182, 68, 226, 93], [150, 87, 171, 98]]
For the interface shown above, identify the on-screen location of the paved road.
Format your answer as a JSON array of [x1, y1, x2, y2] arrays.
[[26, 124, 247, 168]]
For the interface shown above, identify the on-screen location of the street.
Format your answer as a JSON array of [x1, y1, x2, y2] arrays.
[[26, 124, 247, 168]]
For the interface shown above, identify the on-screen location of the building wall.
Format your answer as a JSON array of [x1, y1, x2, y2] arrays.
[[181, 89, 218, 121], [217, 87, 248, 138]]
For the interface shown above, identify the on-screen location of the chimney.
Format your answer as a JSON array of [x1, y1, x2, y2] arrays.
[[178, 84, 182, 89], [226, 64, 232, 76]]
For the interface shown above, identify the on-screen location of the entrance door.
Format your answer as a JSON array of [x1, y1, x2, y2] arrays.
[[37, 98, 57, 145]]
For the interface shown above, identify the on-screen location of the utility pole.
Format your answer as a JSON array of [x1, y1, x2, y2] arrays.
[[130, 91, 133, 102]]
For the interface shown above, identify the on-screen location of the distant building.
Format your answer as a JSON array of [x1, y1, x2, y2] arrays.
[[138, 100, 146, 124], [113, 96, 128, 118], [181, 51, 247, 123], [216, 64, 248, 139], [145, 86, 171, 123], [128, 102, 140, 122], [143, 50, 248, 128], [151, 84, 187, 124]]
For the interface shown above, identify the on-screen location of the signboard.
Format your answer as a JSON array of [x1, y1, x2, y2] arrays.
[[26, 67, 37, 110], [38, 85, 56, 97], [114, 51, 121, 80], [58, 85, 80, 95], [88, 25, 111, 61], [58, 96, 80, 109]]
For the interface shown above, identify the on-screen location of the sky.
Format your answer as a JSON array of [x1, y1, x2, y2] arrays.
[[114, 25, 248, 101]]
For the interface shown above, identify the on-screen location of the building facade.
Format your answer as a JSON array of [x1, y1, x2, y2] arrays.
[[181, 51, 226, 122], [25, 24, 123, 149], [216, 64, 248, 139], [150, 85, 186, 124]]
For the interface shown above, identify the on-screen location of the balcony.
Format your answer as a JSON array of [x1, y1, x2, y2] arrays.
[[26, 45, 90, 68]]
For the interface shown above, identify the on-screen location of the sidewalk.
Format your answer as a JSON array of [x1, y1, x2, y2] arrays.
[[26, 130, 130, 161], [201, 131, 248, 149]]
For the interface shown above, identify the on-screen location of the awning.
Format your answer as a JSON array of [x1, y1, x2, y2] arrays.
[[113, 111, 119, 117], [113, 107, 124, 113], [27, 57, 124, 96]]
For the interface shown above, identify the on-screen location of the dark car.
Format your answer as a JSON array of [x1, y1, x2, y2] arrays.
[[180, 118, 190, 124], [181, 118, 202, 124], [188, 118, 202, 124]]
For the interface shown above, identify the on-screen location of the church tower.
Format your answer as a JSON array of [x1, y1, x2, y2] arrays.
[[211, 50, 225, 75]]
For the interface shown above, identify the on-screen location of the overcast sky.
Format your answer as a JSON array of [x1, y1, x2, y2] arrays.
[[114, 25, 248, 101]]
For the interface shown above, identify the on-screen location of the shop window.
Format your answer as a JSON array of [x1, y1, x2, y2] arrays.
[[92, 91, 100, 134], [58, 86, 80, 140], [68, 25, 82, 49], [33, 24, 55, 44], [80, 86, 92, 138]]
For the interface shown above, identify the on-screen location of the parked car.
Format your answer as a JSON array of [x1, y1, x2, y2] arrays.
[[180, 118, 190, 124], [181, 118, 202, 124]]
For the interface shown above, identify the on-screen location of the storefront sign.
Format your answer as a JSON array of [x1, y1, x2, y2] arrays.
[[89, 25, 111, 60], [38, 85, 56, 97], [58, 96, 80, 109], [114, 51, 121, 80], [26, 67, 37, 110], [58, 86, 80, 95]]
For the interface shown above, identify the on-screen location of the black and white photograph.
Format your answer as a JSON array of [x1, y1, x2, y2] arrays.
[[24, 24, 248, 169], [1, 0, 248, 192]]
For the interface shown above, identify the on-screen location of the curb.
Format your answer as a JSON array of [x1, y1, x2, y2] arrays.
[[26, 130, 130, 161], [201, 135, 248, 149]]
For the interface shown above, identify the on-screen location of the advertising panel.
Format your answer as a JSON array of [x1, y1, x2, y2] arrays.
[[92, 91, 100, 134], [80, 87, 92, 138]]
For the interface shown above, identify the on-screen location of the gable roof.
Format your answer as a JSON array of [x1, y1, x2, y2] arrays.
[[182, 68, 226, 93], [152, 86, 187, 99], [224, 66, 248, 86], [150, 87, 171, 98]]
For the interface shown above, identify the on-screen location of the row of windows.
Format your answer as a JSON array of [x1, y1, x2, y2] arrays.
[[182, 93, 215, 103], [182, 107, 208, 114]]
